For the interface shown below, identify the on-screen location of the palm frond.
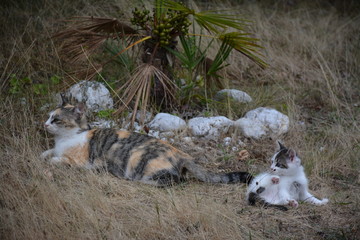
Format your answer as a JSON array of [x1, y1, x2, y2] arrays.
[[114, 64, 178, 126], [162, 1, 247, 33], [155, 0, 169, 21], [57, 31, 108, 63], [194, 11, 249, 33], [165, 36, 206, 72], [219, 32, 267, 68], [207, 39, 232, 77], [55, 17, 137, 36], [161, 0, 194, 15], [53, 17, 139, 64]]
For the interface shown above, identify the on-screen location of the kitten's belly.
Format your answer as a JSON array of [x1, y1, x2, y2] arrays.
[[261, 191, 281, 204]]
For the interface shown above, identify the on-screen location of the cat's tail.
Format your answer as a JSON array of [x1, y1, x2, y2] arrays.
[[183, 159, 253, 184]]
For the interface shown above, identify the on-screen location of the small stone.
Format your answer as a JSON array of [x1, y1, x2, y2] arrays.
[[148, 113, 186, 132], [223, 137, 232, 146], [215, 89, 252, 103]]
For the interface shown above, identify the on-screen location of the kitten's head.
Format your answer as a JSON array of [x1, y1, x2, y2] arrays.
[[44, 95, 89, 135], [270, 142, 301, 175]]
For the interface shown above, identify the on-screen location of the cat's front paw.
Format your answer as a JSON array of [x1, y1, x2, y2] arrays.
[[288, 199, 299, 208]]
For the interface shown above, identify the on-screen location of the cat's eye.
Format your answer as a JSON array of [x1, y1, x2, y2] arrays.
[[51, 118, 61, 124], [275, 162, 287, 169], [256, 182, 259, 185]]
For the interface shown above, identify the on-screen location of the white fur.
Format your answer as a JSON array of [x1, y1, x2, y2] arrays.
[[247, 148, 329, 208], [269, 149, 328, 206], [42, 111, 89, 164], [246, 172, 281, 203]]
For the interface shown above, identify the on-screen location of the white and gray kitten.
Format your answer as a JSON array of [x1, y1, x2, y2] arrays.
[[247, 142, 328, 210]]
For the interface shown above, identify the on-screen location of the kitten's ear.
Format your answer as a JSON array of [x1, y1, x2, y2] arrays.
[[278, 141, 286, 150], [288, 149, 296, 161]]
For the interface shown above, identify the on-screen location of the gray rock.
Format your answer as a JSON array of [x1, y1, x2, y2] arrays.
[[188, 116, 234, 140], [65, 80, 113, 112], [215, 89, 252, 103], [148, 113, 186, 132], [234, 107, 289, 139]]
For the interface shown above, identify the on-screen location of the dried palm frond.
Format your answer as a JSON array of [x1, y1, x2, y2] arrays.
[[115, 63, 178, 127], [65, 16, 137, 34], [54, 17, 137, 38], [58, 31, 107, 63], [53, 17, 139, 65]]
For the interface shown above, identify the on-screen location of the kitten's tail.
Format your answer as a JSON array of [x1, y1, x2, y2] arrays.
[[183, 160, 253, 184]]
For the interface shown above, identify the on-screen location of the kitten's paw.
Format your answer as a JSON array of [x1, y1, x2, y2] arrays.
[[271, 176, 280, 184], [320, 198, 329, 205], [40, 150, 53, 160], [50, 157, 64, 163], [288, 199, 299, 208]]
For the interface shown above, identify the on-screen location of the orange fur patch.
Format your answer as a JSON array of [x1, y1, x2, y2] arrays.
[[126, 148, 145, 175], [63, 143, 89, 166], [117, 130, 131, 139], [87, 129, 97, 139], [143, 156, 173, 177]]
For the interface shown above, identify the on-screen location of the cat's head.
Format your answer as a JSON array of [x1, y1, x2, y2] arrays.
[[270, 142, 301, 175], [44, 94, 89, 136]]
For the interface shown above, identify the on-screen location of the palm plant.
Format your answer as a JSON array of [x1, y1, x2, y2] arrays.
[[53, 0, 266, 125]]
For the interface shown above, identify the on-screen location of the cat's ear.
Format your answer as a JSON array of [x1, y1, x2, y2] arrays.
[[278, 141, 286, 150], [74, 102, 86, 117], [60, 93, 68, 106], [288, 149, 296, 161]]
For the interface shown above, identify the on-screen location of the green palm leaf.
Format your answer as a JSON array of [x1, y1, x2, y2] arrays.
[[161, 0, 266, 68], [219, 32, 267, 68]]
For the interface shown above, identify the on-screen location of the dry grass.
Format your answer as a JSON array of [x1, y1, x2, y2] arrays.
[[1, 0, 360, 239]]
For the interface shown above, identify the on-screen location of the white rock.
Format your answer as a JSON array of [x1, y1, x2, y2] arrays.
[[232, 146, 239, 152], [215, 89, 252, 103], [235, 118, 267, 139], [148, 113, 186, 132], [234, 107, 289, 139], [65, 80, 113, 112], [182, 137, 194, 144], [188, 116, 234, 140], [223, 137, 232, 146], [148, 130, 160, 139]]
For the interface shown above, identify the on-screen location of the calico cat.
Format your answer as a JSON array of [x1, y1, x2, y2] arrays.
[[247, 142, 328, 209], [41, 99, 253, 187]]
